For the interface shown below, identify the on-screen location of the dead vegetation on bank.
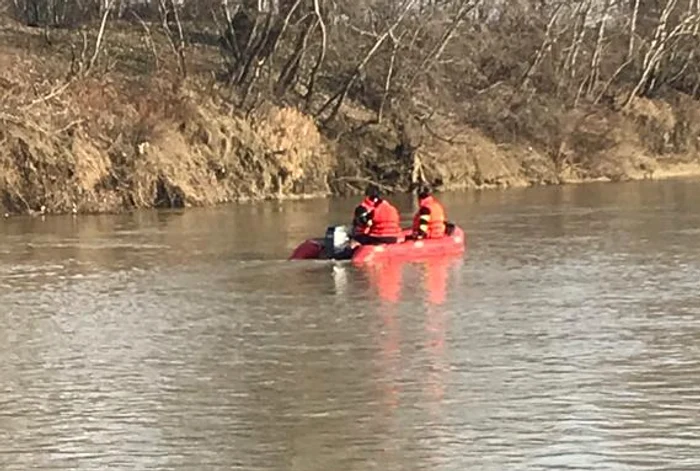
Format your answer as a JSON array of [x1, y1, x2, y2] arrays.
[[0, 32, 333, 214], [3, 0, 700, 215]]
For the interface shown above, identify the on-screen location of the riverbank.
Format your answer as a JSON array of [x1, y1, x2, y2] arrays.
[[3, 11, 700, 216]]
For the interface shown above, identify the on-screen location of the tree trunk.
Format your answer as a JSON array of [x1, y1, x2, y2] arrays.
[[623, 12, 700, 108], [518, 4, 562, 92], [628, 0, 640, 61], [585, 0, 613, 98], [304, 0, 327, 111], [407, 0, 482, 90], [87, 0, 113, 73], [275, 16, 317, 96], [377, 31, 401, 124], [315, 0, 418, 124], [557, 1, 590, 96]]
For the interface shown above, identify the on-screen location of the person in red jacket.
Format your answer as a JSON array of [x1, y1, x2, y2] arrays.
[[351, 185, 402, 245], [410, 185, 447, 239], [351, 189, 378, 238]]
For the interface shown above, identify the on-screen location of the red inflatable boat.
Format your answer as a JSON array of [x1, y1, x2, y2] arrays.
[[289, 224, 466, 265]]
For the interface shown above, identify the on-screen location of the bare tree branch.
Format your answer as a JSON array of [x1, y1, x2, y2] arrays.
[[377, 30, 403, 123], [131, 10, 160, 71], [304, 0, 327, 111], [87, 0, 114, 73], [407, 0, 482, 90], [315, 0, 419, 124]]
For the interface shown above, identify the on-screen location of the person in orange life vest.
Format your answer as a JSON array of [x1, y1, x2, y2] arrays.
[[410, 185, 447, 239], [351, 184, 402, 246]]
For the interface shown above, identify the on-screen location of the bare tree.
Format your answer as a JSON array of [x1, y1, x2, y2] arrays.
[[583, 0, 613, 99], [275, 13, 316, 97], [88, 0, 115, 72], [628, 0, 641, 61], [518, 3, 563, 93], [407, 0, 483, 90], [377, 30, 402, 123], [315, 0, 419, 124], [556, 0, 590, 97], [303, 0, 327, 111], [623, 1, 700, 107], [158, 0, 188, 77]]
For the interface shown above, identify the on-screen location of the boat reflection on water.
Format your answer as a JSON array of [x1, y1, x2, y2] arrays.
[[365, 260, 403, 411], [421, 256, 456, 417], [342, 254, 464, 420]]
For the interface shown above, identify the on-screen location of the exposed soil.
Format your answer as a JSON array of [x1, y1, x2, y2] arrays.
[[2, 18, 700, 217]]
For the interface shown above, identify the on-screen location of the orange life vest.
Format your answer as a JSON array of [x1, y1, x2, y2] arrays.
[[412, 195, 446, 238], [369, 200, 401, 238]]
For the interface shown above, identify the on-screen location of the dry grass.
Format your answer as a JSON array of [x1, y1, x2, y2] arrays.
[[3, 15, 700, 215], [0, 30, 333, 214], [0, 18, 340, 214]]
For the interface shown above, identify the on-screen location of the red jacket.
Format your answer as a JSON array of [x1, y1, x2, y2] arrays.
[[353, 197, 376, 235]]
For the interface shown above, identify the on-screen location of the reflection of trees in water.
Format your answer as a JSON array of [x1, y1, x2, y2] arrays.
[[463, 180, 700, 252], [0, 210, 191, 279], [364, 260, 403, 417], [421, 257, 453, 412], [0, 197, 337, 283]]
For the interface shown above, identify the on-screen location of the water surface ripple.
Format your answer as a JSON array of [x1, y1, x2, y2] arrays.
[[1, 180, 699, 470]]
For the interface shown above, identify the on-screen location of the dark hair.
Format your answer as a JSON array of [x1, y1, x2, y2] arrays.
[[417, 184, 431, 199], [365, 184, 381, 200]]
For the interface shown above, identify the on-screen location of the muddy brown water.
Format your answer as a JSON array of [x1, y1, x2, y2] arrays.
[[1, 179, 700, 470]]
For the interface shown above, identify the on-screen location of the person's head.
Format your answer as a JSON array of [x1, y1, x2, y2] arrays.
[[365, 184, 382, 204], [417, 184, 432, 200]]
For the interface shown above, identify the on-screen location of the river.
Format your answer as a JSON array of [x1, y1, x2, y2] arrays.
[[1, 179, 699, 470]]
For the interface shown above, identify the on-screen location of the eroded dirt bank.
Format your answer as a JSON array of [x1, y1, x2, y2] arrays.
[[3, 12, 700, 216]]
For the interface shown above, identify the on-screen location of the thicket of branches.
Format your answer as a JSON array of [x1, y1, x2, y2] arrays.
[[5, 0, 700, 150]]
